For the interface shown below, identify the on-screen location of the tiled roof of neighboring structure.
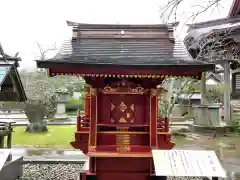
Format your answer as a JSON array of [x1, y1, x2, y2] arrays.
[[206, 72, 223, 82], [0, 45, 26, 102], [0, 66, 11, 86], [229, 0, 240, 17], [184, 15, 240, 60]]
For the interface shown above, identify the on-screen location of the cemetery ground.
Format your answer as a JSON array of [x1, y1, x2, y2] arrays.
[[1, 122, 240, 179], [8, 125, 75, 148], [13, 125, 240, 179]]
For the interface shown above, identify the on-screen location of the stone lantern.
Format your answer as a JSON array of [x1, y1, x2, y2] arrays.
[[54, 88, 69, 120]]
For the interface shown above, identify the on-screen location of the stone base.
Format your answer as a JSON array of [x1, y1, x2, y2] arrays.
[[0, 156, 23, 180], [170, 117, 185, 122], [190, 124, 229, 134], [54, 114, 68, 120]]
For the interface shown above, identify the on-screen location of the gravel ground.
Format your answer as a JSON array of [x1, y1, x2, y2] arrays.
[[18, 164, 83, 180], [17, 164, 234, 180]]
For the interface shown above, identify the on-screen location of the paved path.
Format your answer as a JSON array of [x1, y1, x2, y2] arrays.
[[11, 148, 87, 163], [0, 114, 77, 126]]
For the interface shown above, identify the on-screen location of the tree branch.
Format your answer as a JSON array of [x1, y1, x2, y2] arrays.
[[161, 0, 224, 24], [36, 42, 58, 60]]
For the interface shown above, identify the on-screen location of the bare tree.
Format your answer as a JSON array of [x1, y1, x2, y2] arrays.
[[158, 77, 197, 121], [36, 42, 58, 60], [161, 0, 225, 24]]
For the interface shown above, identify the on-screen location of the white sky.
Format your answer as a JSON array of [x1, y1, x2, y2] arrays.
[[0, 0, 233, 71]]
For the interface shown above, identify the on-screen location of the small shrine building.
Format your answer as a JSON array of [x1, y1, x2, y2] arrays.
[[36, 22, 214, 180]]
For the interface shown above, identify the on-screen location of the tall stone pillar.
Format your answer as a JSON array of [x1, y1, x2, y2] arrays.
[[224, 61, 231, 121], [201, 72, 207, 104]]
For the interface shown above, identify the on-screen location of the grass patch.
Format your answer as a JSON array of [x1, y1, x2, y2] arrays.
[[10, 125, 76, 149]]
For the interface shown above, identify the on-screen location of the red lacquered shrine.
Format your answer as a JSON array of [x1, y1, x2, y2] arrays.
[[36, 21, 214, 180]]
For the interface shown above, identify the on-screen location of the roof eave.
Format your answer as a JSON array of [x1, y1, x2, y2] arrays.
[[36, 60, 215, 72]]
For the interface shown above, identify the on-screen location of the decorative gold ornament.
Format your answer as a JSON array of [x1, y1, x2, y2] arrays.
[[119, 117, 127, 123], [116, 146, 131, 152], [150, 88, 158, 97], [119, 101, 127, 112], [88, 146, 96, 152], [90, 88, 97, 96], [50, 72, 200, 79]]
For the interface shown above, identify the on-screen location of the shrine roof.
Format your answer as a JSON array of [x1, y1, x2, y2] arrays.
[[37, 40, 214, 71], [36, 22, 214, 72], [66, 21, 178, 29]]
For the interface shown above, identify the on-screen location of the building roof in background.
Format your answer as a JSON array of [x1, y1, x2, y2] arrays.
[[229, 0, 240, 17], [0, 44, 26, 102], [184, 15, 240, 61], [206, 72, 223, 82]]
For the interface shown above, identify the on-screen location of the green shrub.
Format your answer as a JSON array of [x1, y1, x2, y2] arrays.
[[66, 97, 84, 112]]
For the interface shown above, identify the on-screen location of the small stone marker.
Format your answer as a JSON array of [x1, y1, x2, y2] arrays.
[[152, 150, 226, 178], [0, 149, 11, 171]]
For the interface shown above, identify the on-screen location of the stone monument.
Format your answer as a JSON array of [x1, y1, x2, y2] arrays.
[[54, 88, 68, 120]]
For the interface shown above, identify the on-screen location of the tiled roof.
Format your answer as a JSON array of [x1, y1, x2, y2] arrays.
[[0, 44, 26, 101], [229, 0, 240, 17], [0, 54, 21, 67], [51, 38, 210, 66], [0, 65, 27, 102], [36, 22, 214, 72], [184, 16, 240, 60], [206, 72, 223, 82]]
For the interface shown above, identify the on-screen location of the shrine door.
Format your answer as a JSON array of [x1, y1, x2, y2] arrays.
[[98, 94, 147, 125]]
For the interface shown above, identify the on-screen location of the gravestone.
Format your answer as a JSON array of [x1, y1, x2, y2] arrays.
[[54, 90, 68, 120], [152, 150, 226, 179], [54, 101, 68, 119], [171, 104, 185, 122]]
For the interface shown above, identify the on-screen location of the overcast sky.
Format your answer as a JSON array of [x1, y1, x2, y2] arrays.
[[0, 0, 233, 71]]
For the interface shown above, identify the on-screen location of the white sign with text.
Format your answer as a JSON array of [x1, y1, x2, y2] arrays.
[[152, 150, 226, 177]]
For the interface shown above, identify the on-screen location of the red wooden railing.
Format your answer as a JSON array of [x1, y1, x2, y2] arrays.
[[76, 115, 90, 131], [76, 116, 169, 132], [157, 117, 169, 132]]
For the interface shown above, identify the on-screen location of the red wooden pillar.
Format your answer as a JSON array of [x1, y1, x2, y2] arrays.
[[149, 88, 158, 148], [89, 88, 98, 149], [84, 84, 91, 118]]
